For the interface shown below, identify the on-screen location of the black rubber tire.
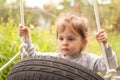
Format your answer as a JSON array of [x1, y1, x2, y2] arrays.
[[6, 56, 103, 80]]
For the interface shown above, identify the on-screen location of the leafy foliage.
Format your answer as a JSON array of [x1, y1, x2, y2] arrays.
[[0, 20, 20, 80]]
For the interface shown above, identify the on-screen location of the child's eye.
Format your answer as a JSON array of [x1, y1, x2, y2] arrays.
[[68, 37, 74, 41], [58, 37, 63, 41]]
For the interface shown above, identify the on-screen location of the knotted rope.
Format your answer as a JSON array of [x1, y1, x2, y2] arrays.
[[93, 0, 120, 80], [20, 0, 29, 59], [0, 0, 28, 72]]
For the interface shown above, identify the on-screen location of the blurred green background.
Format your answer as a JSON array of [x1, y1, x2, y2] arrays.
[[0, 0, 120, 80]]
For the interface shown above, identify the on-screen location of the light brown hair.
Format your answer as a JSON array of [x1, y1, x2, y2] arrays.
[[55, 13, 88, 40]]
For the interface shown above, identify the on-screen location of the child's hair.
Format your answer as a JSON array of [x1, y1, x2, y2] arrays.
[[55, 13, 89, 40]]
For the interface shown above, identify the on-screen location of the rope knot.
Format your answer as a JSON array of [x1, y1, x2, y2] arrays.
[[104, 69, 116, 80], [19, 43, 29, 58]]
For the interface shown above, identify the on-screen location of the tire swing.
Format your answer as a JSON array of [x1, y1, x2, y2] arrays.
[[6, 56, 103, 80]]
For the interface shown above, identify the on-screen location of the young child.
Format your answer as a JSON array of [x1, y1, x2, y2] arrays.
[[18, 13, 118, 74]]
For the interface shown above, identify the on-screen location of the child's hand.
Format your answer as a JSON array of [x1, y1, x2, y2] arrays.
[[18, 24, 30, 41], [96, 29, 108, 48]]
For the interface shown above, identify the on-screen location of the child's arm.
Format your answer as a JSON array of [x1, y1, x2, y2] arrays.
[[18, 24, 59, 58], [18, 24, 40, 57], [95, 29, 118, 71]]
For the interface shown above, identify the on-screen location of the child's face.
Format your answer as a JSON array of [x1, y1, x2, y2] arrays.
[[57, 28, 86, 56]]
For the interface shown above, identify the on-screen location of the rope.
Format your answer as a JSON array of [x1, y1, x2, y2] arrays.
[[112, 75, 120, 80], [104, 69, 116, 80], [0, 0, 27, 72], [20, 0, 24, 26], [93, 0, 118, 80], [93, 0, 110, 71], [20, 0, 29, 59], [19, 43, 29, 58], [0, 44, 27, 72], [0, 52, 20, 72]]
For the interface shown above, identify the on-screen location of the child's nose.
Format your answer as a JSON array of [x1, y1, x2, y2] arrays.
[[62, 39, 68, 45]]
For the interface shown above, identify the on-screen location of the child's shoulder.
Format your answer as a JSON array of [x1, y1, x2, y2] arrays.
[[81, 52, 99, 58]]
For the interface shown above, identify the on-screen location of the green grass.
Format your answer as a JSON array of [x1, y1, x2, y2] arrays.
[[0, 21, 20, 79], [0, 21, 120, 80]]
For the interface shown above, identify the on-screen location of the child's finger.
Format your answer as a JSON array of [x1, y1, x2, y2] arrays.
[[98, 36, 107, 41], [19, 26, 26, 32], [18, 24, 26, 30], [98, 32, 106, 38], [19, 30, 24, 36], [96, 29, 104, 38], [98, 33, 107, 40]]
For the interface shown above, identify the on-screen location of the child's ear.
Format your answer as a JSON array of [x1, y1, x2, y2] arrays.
[[82, 39, 88, 47]]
